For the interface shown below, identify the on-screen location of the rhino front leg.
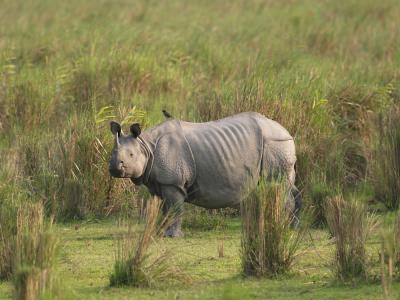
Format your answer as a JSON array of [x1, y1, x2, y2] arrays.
[[161, 185, 185, 238]]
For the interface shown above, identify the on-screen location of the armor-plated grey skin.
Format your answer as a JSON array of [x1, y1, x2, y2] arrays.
[[109, 112, 301, 237]]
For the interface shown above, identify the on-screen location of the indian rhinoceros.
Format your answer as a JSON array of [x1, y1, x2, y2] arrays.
[[109, 112, 301, 237]]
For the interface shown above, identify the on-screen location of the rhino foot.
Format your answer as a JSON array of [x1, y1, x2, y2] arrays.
[[290, 216, 300, 229], [164, 228, 184, 238]]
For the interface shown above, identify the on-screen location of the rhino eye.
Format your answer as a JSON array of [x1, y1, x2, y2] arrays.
[[130, 153, 134, 157]]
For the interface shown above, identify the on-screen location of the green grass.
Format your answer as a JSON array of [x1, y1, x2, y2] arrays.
[[1, 0, 399, 216], [0, 218, 396, 299], [241, 179, 305, 277], [1, 0, 400, 298]]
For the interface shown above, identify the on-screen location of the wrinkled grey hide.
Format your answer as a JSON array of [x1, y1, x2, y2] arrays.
[[109, 112, 301, 237]]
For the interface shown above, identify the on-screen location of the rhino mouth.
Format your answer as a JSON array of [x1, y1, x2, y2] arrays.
[[109, 168, 125, 178]]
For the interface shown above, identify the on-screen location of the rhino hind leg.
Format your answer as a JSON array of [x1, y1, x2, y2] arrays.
[[285, 162, 301, 228], [287, 164, 301, 228], [290, 185, 302, 228], [161, 185, 185, 238]]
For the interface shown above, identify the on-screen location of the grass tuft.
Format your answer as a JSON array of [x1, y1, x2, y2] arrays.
[[110, 196, 189, 287], [0, 175, 27, 280], [380, 213, 400, 298], [241, 178, 305, 277], [325, 195, 377, 281], [13, 202, 58, 300], [371, 105, 400, 211], [308, 177, 336, 228]]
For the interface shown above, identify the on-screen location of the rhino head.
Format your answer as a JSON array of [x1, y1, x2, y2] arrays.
[[108, 121, 147, 179]]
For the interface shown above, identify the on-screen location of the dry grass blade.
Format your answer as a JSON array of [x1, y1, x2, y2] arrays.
[[218, 240, 224, 258]]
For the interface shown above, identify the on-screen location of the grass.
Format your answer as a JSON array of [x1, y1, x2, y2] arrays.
[[13, 202, 58, 300], [371, 105, 400, 211], [307, 175, 337, 228], [241, 179, 305, 277], [0, 218, 397, 299], [0, 176, 27, 280], [1, 0, 400, 221], [380, 213, 400, 298], [110, 197, 188, 287], [0, 204, 16, 280], [1, 0, 400, 298], [183, 206, 230, 231], [325, 195, 377, 281]]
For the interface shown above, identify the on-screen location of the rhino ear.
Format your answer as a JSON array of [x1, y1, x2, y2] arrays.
[[130, 123, 141, 138], [110, 121, 121, 136]]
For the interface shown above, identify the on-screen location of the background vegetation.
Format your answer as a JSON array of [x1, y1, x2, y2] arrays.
[[1, 0, 400, 298], [1, 0, 400, 217]]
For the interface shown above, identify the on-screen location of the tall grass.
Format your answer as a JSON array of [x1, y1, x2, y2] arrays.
[[110, 196, 189, 287], [0, 201, 17, 280], [13, 202, 58, 300], [306, 173, 339, 228], [0, 173, 27, 280], [241, 179, 305, 277], [325, 195, 377, 281], [380, 213, 400, 298], [0, 0, 399, 222], [371, 106, 400, 211], [1, 105, 145, 221]]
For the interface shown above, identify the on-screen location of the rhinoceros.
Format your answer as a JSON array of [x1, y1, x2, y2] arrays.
[[109, 112, 301, 237]]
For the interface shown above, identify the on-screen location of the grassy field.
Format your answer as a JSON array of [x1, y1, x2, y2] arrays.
[[1, 0, 400, 299], [0, 218, 397, 300]]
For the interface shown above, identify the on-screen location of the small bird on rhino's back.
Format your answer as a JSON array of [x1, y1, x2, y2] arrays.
[[162, 109, 173, 119]]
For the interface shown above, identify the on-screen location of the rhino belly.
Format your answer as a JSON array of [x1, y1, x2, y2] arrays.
[[189, 160, 261, 208]]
